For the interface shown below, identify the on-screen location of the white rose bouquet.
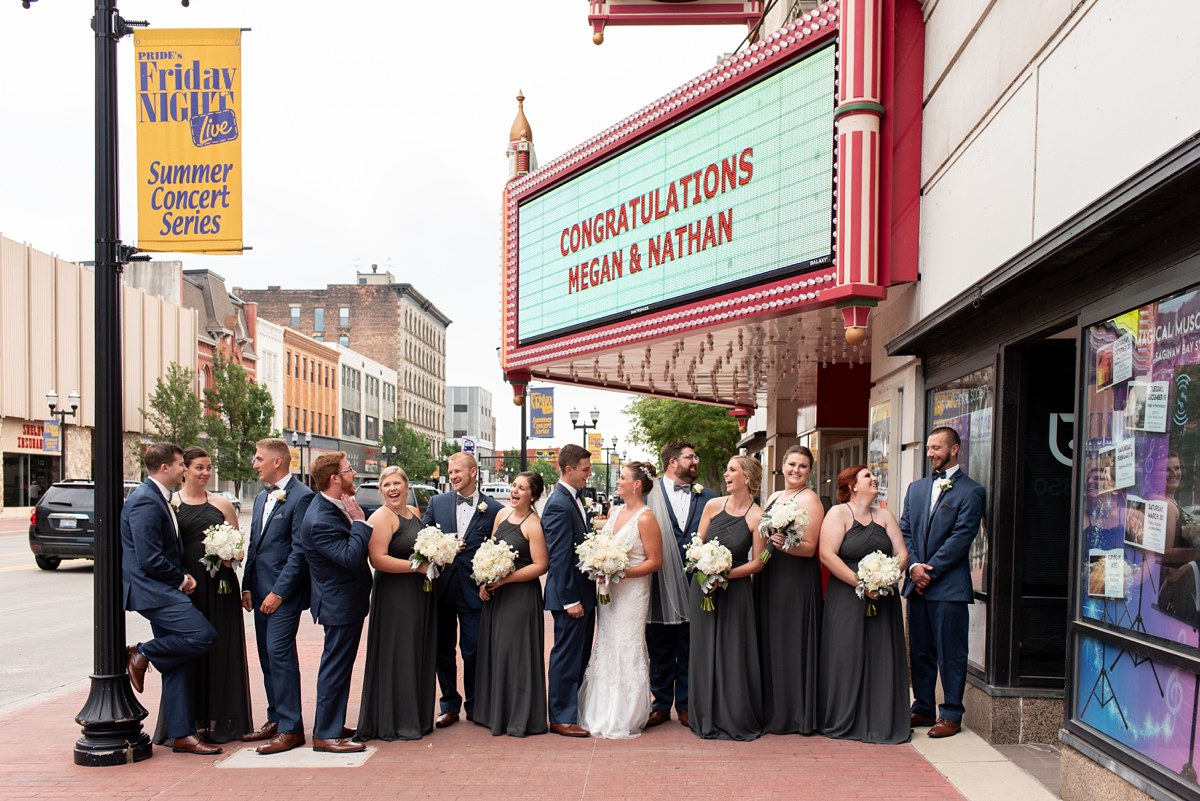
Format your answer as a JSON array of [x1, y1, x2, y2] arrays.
[[575, 521, 631, 605], [471, 536, 520, 590], [411, 524, 460, 592], [200, 522, 248, 595], [758, 496, 810, 563], [684, 534, 733, 612], [855, 550, 903, 616]]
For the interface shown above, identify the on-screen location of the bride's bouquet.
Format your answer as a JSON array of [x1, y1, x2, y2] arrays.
[[684, 534, 733, 612], [758, 496, 810, 563], [411, 524, 460, 592], [200, 522, 248, 595], [471, 536, 520, 590], [855, 550, 903, 616], [575, 522, 631, 605]]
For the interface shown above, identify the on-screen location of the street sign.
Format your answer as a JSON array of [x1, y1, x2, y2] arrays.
[[462, 436, 477, 454]]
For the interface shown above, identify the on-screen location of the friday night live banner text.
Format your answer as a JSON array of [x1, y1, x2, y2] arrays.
[[529, 388, 554, 439], [134, 29, 243, 253]]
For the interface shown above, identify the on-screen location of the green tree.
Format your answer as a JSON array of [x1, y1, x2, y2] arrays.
[[203, 353, 276, 496], [141, 362, 203, 447], [434, 441, 460, 482], [623, 397, 739, 488], [501, 449, 525, 479], [529, 458, 559, 492], [380, 420, 436, 483]]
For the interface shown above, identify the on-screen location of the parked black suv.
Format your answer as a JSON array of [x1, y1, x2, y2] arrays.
[[355, 481, 437, 518], [28, 479, 142, 570]]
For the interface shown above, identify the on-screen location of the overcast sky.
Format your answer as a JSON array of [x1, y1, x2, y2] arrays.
[[0, 1, 749, 463]]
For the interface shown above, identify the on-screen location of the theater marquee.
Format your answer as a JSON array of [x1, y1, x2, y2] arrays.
[[515, 41, 836, 346]]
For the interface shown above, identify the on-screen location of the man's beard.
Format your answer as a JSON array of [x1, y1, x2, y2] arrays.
[[340, 474, 356, 496], [680, 462, 698, 482]]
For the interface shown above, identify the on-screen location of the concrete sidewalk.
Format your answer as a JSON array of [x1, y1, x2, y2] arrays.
[[0, 613, 1057, 801]]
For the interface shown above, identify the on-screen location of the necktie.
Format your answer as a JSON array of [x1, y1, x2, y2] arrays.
[[457, 494, 473, 506], [673, 482, 692, 493]]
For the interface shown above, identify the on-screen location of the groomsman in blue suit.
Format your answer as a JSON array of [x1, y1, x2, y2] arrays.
[[122, 442, 220, 755], [645, 441, 716, 729], [423, 452, 502, 728], [900, 426, 987, 739], [300, 452, 372, 753], [543, 443, 596, 737], [240, 437, 314, 754]]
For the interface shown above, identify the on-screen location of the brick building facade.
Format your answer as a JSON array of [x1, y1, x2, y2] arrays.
[[237, 269, 449, 455]]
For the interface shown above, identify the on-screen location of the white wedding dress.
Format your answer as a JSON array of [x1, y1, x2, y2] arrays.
[[578, 506, 653, 739]]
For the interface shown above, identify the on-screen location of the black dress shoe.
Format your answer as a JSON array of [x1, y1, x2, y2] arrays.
[[435, 711, 459, 728], [341, 726, 356, 739], [127, 645, 149, 694], [242, 721, 278, 742], [171, 735, 222, 755]]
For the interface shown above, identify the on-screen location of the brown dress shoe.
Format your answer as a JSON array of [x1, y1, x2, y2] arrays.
[[928, 718, 962, 738], [549, 723, 589, 738], [645, 710, 669, 728], [910, 713, 937, 728], [313, 737, 366, 753], [171, 735, 222, 755], [127, 645, 149, 694], [435, 711, 459, 728], [241, 721, 278, 742], [256, 732, 305, 755], [677, 710, 689, 728]]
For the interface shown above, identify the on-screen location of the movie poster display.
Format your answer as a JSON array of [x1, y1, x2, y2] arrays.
[[1075, 284, 1200, 790]]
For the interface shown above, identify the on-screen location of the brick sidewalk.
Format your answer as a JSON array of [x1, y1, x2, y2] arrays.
[[1, 612, 965, 801]]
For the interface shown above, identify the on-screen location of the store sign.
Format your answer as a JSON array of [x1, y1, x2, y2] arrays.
[[17, 421, 59, 454], [516, 42, 835, 345], [134, 29, 244, 253]]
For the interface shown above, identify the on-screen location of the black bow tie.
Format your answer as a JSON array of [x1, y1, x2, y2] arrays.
[[264, 484, 278, 492], [457, 494, 474, 506], [673, 482, 692, 493], [932, 470, 946, 480]]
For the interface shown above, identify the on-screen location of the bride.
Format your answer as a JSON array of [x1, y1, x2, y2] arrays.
[[578, 461, 664, 738]]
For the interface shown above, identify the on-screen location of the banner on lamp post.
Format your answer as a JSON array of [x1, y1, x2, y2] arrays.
[[134, 29, 244, 253], [529, 388, 554, 438], [587, 432, 603, 460]]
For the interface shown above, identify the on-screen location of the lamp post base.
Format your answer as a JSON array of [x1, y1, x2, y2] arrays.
[[73, 673, 152, 766]]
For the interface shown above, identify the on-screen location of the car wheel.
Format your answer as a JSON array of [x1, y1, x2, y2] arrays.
[[35, 555, 61, 571]]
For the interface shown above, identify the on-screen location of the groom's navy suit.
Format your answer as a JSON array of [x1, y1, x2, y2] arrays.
[[543, 482, 596, 725], [424, 490, 502, 717], [244, 474, 314, 736], [900, 466, 986, 724], [301, 493, 372, 739], [647, 478, 716, 715], [121, 478, 217, 739]]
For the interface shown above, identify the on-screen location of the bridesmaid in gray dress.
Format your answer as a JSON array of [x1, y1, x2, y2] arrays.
[[688, 456, 767, 741], [818, 464, 911, 744], [356, 466, 436, 741], [755, 445, 824, 734], [474, 472, 550, 737]]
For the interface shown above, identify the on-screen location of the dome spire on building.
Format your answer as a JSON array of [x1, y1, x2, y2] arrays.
[[506, 90, 537, 179]]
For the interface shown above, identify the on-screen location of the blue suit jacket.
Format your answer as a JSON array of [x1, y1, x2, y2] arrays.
[[422, 491, 503, 610], [542, 483, 595, 613], [899, 469, 986, 601], [655, 478, 718, 559], [120, 479, 188, 611], [245, 477, 315, 611], [300, 493, 373, 626]]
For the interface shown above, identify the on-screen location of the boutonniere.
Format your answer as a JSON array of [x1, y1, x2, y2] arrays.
[[477, 501, 488, 514], [272, 489, 287, 504], [169, 495, 181, 512], [582, 497, 595, 512], [934, 478, 954, 494], [692, 484, 704, 495]]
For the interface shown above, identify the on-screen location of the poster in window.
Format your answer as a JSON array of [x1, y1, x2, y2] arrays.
[[1087, 548, 1126, 598], [868, 400, 891, 505], [1097, 445, 1117, 494], [1124, 495, 1168, 554], [1125, 380, 1169, 432]]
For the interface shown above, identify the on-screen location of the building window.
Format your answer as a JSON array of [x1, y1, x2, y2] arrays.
[[454, 403, 468, 413], [339, 334, 350, 347], [339, 307, 350, 327], [290, 305, 300, 327], [314, 307, 325, 332], [1070, 283, 1200, 789]]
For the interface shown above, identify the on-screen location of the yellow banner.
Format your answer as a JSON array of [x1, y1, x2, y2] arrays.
[[134, 29, 243, 253], [587, 432, 604, 460]]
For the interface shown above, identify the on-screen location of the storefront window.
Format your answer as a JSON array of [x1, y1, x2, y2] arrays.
[[1074, 285, 1200, 790], [928, 366, 994, 670]]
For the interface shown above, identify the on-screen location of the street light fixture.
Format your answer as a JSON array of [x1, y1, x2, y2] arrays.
[[569, 406, 600, 448], [291, 430, 312, 486], [602, 435, 619, 497], [46, 389, 81, 483]]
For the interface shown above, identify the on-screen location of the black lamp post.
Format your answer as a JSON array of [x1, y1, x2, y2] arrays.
[[46, 389, 81, 482], [602, 435, 619, 496], [569, 406, 600, 448], [291, 430, 312, 486]]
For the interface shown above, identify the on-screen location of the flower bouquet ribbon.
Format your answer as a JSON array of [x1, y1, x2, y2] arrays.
[[684, 534, 732, 612], [411, 524, 460, 592]]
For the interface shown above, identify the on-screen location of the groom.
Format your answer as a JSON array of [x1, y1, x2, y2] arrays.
[[645, 441, 716, 728], [543, 443, 595, 737], [900, 426, 986, 739], [241, 437, 315, 754]]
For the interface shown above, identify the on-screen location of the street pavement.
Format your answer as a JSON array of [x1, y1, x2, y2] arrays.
[[0, 512, 1056, 801]]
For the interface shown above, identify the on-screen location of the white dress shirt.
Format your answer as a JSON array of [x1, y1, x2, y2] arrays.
[[261, 473, 292, 534], [666, 478, 693, 532], [455, 488, 479, 536], [930, 465, 960, 513]]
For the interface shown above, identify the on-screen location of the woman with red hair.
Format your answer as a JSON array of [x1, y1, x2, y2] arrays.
[[817, 464, 910, 744]]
